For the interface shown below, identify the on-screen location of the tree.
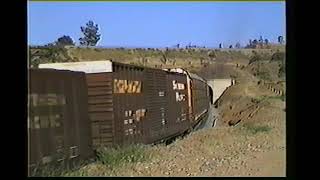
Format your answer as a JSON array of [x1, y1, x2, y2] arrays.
[[264, 39, 269, 45], [252, 39, 258, 46], [259, 36, 264, 44], [235, 42, 241, 49], [278, 36, 284, 44], [79, 20, 101, 46], [56, 35, 74, 47], [44, 43, 55, 47]]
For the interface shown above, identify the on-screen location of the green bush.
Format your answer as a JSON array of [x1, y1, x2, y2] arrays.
[[269, 94, 285, 102], [30, 160, 87, 177], [242, 123, 272, 135], [96, 144, 150, 168], [29, 47, 73, 67]]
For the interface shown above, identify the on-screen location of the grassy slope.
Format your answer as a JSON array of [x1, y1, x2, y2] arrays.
[[29, 45, 285, 79]]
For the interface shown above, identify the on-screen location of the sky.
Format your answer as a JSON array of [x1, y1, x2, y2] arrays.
[[28, 2, 286, 48]]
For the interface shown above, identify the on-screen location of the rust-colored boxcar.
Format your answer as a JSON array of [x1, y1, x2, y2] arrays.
[[189, 73, 211, 126], [86, 63, 193, 147], [38, 61, 211, 149], [28, 69, 94, 175], [164, 71, 191, 139], [38, 61, 195, 148]]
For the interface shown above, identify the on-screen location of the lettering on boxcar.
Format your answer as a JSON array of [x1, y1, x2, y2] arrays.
[[176, 92, 186, 101], [160, 107, 166, 125], [123, 109, 146, 123], [123, 108, 146, 136], [159, 91, 165, 97], [172, 80, 185, 90], [56, 148, 65, 162], [29, 94, 65, 129], [29, 94, 66, 107], [114, 79, 142, 93], [69, 146, 79, 158]]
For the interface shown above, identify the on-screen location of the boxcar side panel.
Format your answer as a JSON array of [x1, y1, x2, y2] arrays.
[[86, 73, 114, 149], [191, 79, 210, 125], [144, 69, 168, 144], [112, 64, 146, 146], [166, 72, 190, 136], [28, 69, 93, 175]]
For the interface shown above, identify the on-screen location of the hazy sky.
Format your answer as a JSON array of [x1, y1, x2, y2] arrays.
[[28, 2, 286, 48]]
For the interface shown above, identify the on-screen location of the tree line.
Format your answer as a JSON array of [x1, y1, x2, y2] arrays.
[[43, 20, 285, 49], [45, 20, 101, 47], [218, 35, 284, 49]]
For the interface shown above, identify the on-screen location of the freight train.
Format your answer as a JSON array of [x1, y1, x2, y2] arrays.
[[28, 60, 213, 174]]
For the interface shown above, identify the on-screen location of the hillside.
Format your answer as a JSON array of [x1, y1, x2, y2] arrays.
[[29, 45, 285, 79], [29, 46, 286, 177]]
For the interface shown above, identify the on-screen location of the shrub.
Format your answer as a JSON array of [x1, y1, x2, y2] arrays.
[[256, 71, 272, 81], [242, 123, 272, 135], [249, 53, 262, 64], [278, 64, 285, 78], [96, 144, 150, 168], [270, 51, 285, 62]]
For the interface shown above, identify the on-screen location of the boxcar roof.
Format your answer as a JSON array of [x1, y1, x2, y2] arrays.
[[38, 60, 207, 83], [38, 60, 113, 73], [188, 72, 207, 83]]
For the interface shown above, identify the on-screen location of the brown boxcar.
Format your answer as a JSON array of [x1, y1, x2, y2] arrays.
[[38, 61, 194, 148], [164, 71, 191, 138], [38, 61, 211, 149], [188, 73, 211, 126], [28, 68, 94, 175], [164, 69, 211, 128], [87, 63, 193, 146], [143, 69, 192, 144]]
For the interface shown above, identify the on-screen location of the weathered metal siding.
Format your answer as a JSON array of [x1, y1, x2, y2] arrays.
[[112, 63, 146, 146], [144, 69, 168, 143], [110, 64, 196, 145], [28, 69, 93, 175], [86, 73, 114, 149], [101, 63, 194, 146], [191, 78, 210, 124], [165, 72, 190, 136]]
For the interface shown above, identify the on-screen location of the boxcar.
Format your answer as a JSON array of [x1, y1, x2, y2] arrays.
[[39, 61, 192, 148], [28, 69, 94, 175], [189, 73, 211, 126], [38, 60, 212, 150], [164, 69, 212, 128]]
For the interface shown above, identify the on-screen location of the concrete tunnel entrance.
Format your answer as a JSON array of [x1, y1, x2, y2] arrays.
[[207, 79, 234, 105], [209, 86, 214, 104]]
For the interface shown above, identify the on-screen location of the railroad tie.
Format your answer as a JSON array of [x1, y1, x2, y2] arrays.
[[248, 105, 261, 119]]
